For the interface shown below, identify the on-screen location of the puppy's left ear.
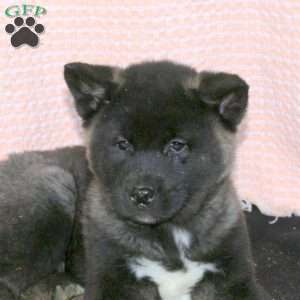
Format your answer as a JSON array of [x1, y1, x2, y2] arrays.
[[64, 62, 122, 122], [197, 72, 249, 129]]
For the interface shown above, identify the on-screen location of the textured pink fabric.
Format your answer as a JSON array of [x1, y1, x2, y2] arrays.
[[1, 1, 299, 216]]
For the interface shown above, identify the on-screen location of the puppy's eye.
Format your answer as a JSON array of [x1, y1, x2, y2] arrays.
[[165, 139, 189, 154], [116, 138, 133, 151]]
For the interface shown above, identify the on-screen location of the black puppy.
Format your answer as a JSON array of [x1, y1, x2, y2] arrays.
[[64, 60, 269, 300], [0, 146, 89, 299]]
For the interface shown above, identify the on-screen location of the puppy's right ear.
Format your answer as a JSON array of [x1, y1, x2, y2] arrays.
[[64, 63, 122, 121]]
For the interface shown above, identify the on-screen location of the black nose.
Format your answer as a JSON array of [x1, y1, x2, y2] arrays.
[[130, 186, 154, 208]]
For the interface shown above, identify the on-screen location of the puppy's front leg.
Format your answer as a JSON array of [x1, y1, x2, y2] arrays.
[[224, 280, 271, 300], [83, 236, 149, 300], [192, 278, 270, 300], [83, 258, 113, 300], [84, 260, 159, 300], [83, 250, 159, 300]]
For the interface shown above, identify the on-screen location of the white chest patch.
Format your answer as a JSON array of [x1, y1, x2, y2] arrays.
[[129, 228, 218, 300]]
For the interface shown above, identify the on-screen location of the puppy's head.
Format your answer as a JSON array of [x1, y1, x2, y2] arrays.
[[64, 61, 248, 225]]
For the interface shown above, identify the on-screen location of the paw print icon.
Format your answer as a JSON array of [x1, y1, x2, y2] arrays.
[[5, 17, 45, 48]]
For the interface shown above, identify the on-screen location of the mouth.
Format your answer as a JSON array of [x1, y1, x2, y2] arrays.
[[127, 215, 159, 227], [116, 192, 188, 226], [126, 211, 179, 227], [134, 215, 158, 224]]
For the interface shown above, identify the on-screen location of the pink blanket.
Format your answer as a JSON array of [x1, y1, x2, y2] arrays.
[[1, 0, 299, 216]]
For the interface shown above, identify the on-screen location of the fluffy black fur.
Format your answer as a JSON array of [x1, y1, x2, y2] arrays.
[[64, 61, 269, 300]]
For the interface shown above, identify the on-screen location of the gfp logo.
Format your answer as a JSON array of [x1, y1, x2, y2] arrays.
[[4, 5, 47, 48]]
